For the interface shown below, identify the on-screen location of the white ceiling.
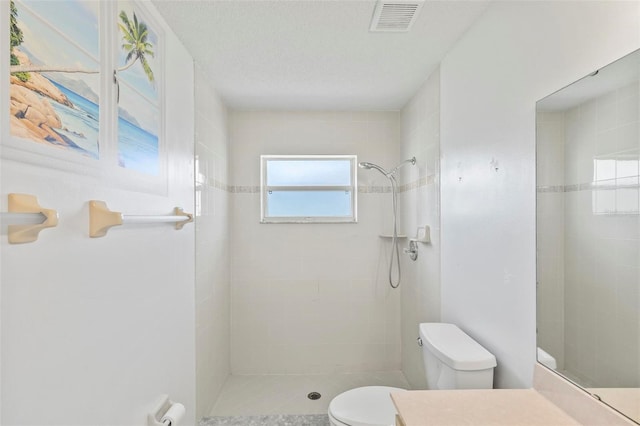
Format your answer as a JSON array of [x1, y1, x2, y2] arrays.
[[152, 0, 491, 111]]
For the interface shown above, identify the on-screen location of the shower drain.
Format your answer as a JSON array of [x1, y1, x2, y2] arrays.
[[307, 392, 321, 400]]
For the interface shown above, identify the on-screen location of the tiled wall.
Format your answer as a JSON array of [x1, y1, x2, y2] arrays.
[[195, 66, 230, 418], [399, 68, 441, 389], [229, 111, 402, 374]]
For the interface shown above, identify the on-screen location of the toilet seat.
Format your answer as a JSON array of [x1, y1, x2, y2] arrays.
[[328, 386, 406, 426]]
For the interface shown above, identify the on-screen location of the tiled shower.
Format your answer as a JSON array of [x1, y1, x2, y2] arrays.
[[229, 111, 402, 376], [194, 75, 443, 417]]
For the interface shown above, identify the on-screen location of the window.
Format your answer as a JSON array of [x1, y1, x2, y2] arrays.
[[592, 156, 640, 215], [260, 155, 357, 223]]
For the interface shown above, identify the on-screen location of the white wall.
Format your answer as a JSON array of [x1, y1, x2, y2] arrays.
[[229, 111, 402, 374], [399, 68, 441, 389], [440, 0, 640, 388], [1, 4, 197, 425], [194, 66, 230, 418]]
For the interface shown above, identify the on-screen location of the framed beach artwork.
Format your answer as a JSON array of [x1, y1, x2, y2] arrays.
[[3, 0, 167, 194]]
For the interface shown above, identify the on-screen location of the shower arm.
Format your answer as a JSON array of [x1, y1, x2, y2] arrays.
[[388, 157, 416, 177]]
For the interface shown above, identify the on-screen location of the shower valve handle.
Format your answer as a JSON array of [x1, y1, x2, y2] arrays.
[[404, 240, 418, 261]]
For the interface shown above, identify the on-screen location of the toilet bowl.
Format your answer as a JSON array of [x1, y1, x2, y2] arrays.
[[328, 386, 406, 426], [327, 323, 497, 426]]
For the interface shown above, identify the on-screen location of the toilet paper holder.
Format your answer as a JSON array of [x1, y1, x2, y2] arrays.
[[147, 394, 186, 426]]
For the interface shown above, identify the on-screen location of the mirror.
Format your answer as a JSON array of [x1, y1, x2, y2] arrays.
[[536, 49, 640, 424]]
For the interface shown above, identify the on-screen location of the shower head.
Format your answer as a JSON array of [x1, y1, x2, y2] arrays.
[[359, 157, 416, 179], [358, 161, 390, 177]]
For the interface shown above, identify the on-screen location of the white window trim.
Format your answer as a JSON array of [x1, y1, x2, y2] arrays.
[[260, 155, 358, 224]]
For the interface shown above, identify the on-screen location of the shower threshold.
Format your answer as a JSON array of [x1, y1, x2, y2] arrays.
[[207, 371, 409, 417]]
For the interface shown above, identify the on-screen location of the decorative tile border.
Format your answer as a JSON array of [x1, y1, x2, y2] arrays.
[[211, 179, 232, 192], [358, 185, 392, 193], [211, 175, 437, 194], [537, 185, 565, 193], [537, 181, 640, 193], [399, 175, 435, 192], [230, 185, 261, 193]]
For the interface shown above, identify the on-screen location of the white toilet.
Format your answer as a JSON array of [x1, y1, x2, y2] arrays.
[[328, 323, 497, 426]]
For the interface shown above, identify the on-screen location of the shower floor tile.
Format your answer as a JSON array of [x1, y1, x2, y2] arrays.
[[208, 371, 410, 416]]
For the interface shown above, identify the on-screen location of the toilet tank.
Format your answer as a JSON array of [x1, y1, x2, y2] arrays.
[[419, 323, 497, 390]]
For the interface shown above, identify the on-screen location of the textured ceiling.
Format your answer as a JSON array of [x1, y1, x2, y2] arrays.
[[153, 0, 491, 110]]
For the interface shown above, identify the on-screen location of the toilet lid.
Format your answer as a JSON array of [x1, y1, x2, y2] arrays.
[[329, 386, 406, 426]]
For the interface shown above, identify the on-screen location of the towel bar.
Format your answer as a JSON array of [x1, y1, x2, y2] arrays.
[[89, 200, 193, 238]]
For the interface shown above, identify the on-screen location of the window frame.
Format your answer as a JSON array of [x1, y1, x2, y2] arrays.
[[260, 154, 358, 224]]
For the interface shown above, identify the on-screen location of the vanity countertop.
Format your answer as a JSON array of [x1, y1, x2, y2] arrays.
[[391, 389, 581, 426], [587, 388, 640, 424]]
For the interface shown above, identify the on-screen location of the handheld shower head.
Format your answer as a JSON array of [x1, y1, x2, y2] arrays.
[[359, 157, 416, 179], [358, 161, 390, 177], [358, 156, 416, 289]]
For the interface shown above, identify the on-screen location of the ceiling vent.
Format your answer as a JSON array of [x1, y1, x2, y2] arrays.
[[369, 1, 424, 32]]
